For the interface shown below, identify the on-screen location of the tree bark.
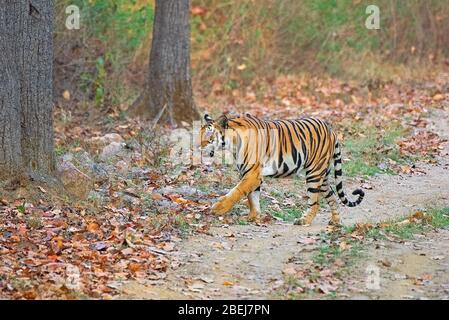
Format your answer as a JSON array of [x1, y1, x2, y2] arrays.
[[131, 0, 200, 126], [0, 1, 55, 183]]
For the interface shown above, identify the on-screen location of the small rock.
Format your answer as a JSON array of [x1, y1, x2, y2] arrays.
[[361, 183, 373, 190], [115, 160, 129, 173], [90, 163, 110, 183], [158, 185, 206, 198], [393, 273, 407, 280], [60, 153, 74, 162], [121, 247, 134, 255], [75, 151, 94, 166], [90, 133, 124, 147], [380, 259, 392, 267], [155, 199, 179, 210], [100, 142, 125, 160], [198, 276, 214, 284], [188, 282, 205, 292], [57, 160, 92, 199], [90, 242, 107, 251], [102, 133, 124, 144], [70, 151, 109, 183], [297, 236, 317, 245], [130, 167, 147, 179], [318, 283, 337, 294], [272, 280, 284, 289]]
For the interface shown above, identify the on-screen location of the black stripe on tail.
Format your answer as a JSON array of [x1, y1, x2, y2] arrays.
[[333, 142, 365, 207]]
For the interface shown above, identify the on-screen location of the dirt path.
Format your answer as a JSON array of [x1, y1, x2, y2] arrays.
[[336, 228, 449, 300], [118, 109, 449, 299]]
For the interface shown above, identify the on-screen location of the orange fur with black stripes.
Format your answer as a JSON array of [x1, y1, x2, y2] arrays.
[[200, 113, 364, 225]]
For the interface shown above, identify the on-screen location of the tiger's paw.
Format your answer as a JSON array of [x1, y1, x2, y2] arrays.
[[247, 210, 260, 222], [294, 216, 312, 226], [211, 198, 233, 216], [329, 215, 341, 226]]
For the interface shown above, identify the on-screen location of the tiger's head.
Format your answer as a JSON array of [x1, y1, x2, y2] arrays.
[[200, 114, 229, 157]]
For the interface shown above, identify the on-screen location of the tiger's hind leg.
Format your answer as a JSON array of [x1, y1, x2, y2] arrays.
[[321, 172, 341, 226], [294, 173, 325, 226], [247, 185, 261, 222]]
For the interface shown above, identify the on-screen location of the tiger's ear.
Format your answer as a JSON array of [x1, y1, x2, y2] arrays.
[[204, 114, 214, 124], [217, 114, 229, 129]]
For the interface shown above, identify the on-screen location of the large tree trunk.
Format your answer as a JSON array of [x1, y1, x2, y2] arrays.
[[0, 1, 55, 183], [131, 0, 200, 126]]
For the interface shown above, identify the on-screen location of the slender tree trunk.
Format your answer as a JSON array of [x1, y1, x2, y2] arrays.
[[0, 1, 55, 183], [131, 0, 200, 126]]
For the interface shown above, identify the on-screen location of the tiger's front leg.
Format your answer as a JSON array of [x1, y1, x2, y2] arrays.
[[211, 166, 262, 216]]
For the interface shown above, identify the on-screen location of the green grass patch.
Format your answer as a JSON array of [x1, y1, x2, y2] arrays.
[[384, 207, 449, 239], [314, 207, 449, 266], [345, 207, 449, 242], [313, 243, 342, 265], [384, 221, 425, 239], [268, 206, 304, 222], [364, 227, 383, 239], [342, 124, 411, 177], [237, 219, 249, 226], [428, 207, 449, 229], [55, 145, 68, 157]]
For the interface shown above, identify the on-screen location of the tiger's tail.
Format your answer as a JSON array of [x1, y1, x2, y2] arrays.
[[333, 141, 364, 207]]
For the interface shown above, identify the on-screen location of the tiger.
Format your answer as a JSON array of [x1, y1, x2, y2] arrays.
[[199, 113, 364, 226]]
